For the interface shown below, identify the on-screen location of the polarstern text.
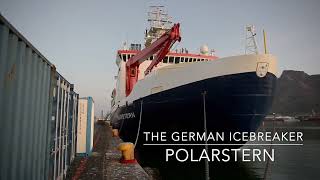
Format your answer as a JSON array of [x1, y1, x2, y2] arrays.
[[142, 131, 304, 162]]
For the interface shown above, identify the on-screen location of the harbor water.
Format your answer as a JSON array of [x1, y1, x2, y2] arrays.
[[141, 120, 320, 180], [245, 120, 320, 180]]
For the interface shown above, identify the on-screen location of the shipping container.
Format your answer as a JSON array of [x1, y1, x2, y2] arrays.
[[0, 13, 54, 180], [76, 97, 95, 156], [68, 85, 79, 166], [0, 14, 79, 180], [49, 74, 79, 180]]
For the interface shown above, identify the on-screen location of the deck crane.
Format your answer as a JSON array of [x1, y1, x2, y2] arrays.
[[125, 23, 181, 96]]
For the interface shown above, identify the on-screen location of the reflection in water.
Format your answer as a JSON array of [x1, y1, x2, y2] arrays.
[[246, 121, 320, 180], [140, 121, 320, 180]]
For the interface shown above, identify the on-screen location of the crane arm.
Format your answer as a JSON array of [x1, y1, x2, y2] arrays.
[[125, 23, 181, 96], [126, 23, 181, 68]]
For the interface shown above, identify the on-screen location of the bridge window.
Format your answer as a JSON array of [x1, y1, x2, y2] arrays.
[[189, 58, 192, 62], [122, 54, 127, 61], [175, 57, 180, 64], [201, 59, 204, 61], [163, 57, 168, 63], [169, 57, 174, 63], [150, 55, 154, 60], [184, 58, 188, 62], [130, 68, 136, 76], [194, 59, 197, 62], [181, 57, 184, 62]]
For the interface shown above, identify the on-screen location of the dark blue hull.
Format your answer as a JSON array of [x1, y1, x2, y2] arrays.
[[111, 72, 277, 155]]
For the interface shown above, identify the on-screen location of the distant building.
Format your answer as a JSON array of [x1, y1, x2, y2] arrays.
[[76, 97, 95, 156]]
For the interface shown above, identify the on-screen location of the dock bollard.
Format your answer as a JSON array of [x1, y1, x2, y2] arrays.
[[112, 129, 119, 137], [118, 142, 137, 164]]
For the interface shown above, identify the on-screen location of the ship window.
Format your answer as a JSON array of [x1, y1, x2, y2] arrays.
[[201, 59, 204, 61], [130, 69, 135, 76], [150, 55, 154, 60], [163, 57, 168, 63], [181, 57, 184, 62], [197, 59, 200, 62], [194, 59, 197, 62], [128, 55, 131, 59], [169, 57, 174, 63], [189, 58, 193, 62], [205, 59, 208, 61], [175, 57, 180, 64], [184, 58, 188, 62], [122, 55, 127, 61]]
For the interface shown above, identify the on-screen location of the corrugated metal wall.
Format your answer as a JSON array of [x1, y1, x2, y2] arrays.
[[68, 85, 79, 165], [0, 14, 54, 180], [49, 75, 79, 180], [0, 14, 79, 180]]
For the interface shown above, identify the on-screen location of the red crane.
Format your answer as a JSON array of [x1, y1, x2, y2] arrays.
[[125, 23, 181, 96]]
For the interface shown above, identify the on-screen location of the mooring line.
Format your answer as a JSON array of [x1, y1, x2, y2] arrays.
[[119, 112, 125, 133], [263, 113, 275, 180], [135, 100, 143, 146], [202, 91, 210, 180]]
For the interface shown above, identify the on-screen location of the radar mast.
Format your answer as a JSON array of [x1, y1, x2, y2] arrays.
[[145, 6, 173, 47], [245, 25, 259, 54]]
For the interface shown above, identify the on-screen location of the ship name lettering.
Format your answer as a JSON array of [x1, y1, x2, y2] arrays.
[[119, 112, 136, 120]]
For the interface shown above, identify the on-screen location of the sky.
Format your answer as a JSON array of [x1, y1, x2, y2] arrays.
[[1, 0, 320, 116]]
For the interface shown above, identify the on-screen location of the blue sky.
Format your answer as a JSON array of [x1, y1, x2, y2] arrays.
[[1, 0, 319, 115]]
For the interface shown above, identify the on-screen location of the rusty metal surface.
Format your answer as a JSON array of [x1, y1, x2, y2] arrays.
[[0, 14, 79, 180], [0, 14, 54, 180]]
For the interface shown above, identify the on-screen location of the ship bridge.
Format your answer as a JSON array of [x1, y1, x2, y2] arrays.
[[117, 49, 218, 65]]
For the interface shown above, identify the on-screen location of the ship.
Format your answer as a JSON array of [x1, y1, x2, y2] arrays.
[[110, 6, 278, 160]]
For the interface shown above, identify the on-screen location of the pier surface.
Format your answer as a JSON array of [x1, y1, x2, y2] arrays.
[[67, 123, 150, 180]]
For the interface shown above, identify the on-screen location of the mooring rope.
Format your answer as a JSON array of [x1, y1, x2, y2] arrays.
[[263, 114, 275, 180], [134, 100, 143, 146], [119, 116, 124, 133], [202, 91, 210, 180]]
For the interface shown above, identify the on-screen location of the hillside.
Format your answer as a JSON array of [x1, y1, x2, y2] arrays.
[[271, 70, 320, 115]]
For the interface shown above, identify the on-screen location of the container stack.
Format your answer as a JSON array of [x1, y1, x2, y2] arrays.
[[0, 14, 79, 180], [49, 75, 79, 180]]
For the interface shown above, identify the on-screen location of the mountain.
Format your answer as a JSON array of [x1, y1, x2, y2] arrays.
[[271, 70, 320, 115]]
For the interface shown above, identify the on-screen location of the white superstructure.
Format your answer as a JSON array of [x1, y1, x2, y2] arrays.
[[111, 52, 278, 113], [110, 6, 278, 115]]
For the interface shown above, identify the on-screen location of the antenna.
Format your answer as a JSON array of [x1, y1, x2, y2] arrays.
[[263, 29, 268, 54], [145, 6, 173, 47], [101, 110, 104, 119], [245, 25, 259, 54], [147, 6, 172, 29]]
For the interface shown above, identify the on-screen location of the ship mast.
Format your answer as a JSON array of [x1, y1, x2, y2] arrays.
[[124, 6, 181, 96], [126, 23, 181, 96], [245, 25, 259, 54], [145, 6, 173, 47]]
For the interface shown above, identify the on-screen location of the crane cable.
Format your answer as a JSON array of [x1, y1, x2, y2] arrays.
[[263, 114, 275, 179], [202, 91, 210, 180], [135, 100, 143, 146]]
